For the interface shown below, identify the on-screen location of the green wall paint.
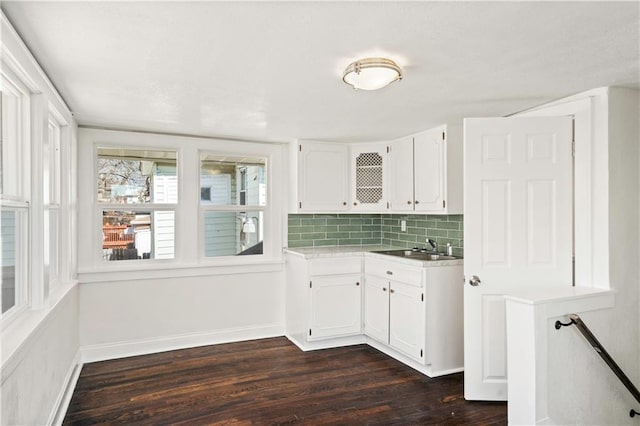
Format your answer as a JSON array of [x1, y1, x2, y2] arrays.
[[288, 214, 464, 257]]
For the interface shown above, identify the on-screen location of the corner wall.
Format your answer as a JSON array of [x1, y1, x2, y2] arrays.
[[1, 286, 80, 425]]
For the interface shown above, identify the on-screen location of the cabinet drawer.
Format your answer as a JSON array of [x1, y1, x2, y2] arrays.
[[309, 257, 361, 276], [364, 258, 423, 286]]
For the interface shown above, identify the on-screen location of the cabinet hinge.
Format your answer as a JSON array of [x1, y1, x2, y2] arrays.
[[309, 281, 312, 288], [442, 200, 446, 208], [309, 329, 312, 336]]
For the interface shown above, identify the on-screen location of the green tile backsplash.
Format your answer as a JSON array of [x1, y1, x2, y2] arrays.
[[288, 213, 464, 257]]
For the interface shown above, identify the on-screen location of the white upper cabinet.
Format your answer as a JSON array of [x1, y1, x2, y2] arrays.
[[387, 136, 415, 212], [350, 143, 388, 212], [297, 141, 350, 212], [388, 124, 463, 214], [293, 124, 461, 214]]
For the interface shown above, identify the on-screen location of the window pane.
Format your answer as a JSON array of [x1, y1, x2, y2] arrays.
[[1, 210, 17, 313], [200, 154, 266, 206], [97, 148, 177, 204], [203, 211, 263, 257], [102, 210, 175, 261], [44, 208, 59, 286], [1, 89, 22, 198]]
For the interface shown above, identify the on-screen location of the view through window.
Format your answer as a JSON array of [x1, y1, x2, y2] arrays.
[[97, 148, 177, 261], [200, 154, 266, 257]]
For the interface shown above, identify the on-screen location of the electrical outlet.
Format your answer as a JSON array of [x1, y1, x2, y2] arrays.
[[401, 220, 406, 232]]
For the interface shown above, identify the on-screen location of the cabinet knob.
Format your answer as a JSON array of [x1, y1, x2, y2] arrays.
[[386, 270, 393, 275], [356, 282, 360, 286], [407, 200, 412, 205], [390, 289, 395, 294], [353, 202, 358, 206], [343, 202, 347, 206], [415, 200, 420, 204], [383, 287, 387, 291]]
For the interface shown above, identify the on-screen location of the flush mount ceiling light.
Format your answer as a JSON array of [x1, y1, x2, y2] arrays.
[[342, 57, 403, 91]]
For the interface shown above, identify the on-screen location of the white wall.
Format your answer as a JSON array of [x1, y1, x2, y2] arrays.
[[1, 12, 79, 425], [79, 271, 284, 361], [1, 286, 80, 425], [546, 88, 640, 424]]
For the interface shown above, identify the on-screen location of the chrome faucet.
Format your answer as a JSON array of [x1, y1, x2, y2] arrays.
[[427, 238, 438, 253]]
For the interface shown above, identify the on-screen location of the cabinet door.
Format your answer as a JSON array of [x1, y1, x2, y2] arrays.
[[414, 127, 445, 212], [387, 137, 415, 212], [350, 143, 388, 211], [309, 274, 362, 340], [298, 142, 349, 212], [364, 275, 389, 343], [389, 281, 426, 362]]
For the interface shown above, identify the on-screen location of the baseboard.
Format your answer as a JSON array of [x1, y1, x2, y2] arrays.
[[48, 350, 82, 426], [80, 324, 284, 363], [285, 333, 366, 352]]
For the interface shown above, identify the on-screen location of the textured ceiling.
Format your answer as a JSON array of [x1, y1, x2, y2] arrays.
[[2, 1, 638, 143]]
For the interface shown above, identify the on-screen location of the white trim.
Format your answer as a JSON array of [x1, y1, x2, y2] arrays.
[[48, 350, 82, 426], [80, 324, 284, 364], [285, 333, 366, 352], [78, 259, 284, 283], [366, 337, 463, 378]]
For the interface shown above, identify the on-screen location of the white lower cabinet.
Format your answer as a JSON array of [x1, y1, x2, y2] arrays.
[[364, 259, 426, 363], [364, 256, 464, 377], [285, 250, 463, 377], [310, 274, 362, 340], [285, 252, 364, 350], [389, 280, 426, 362]]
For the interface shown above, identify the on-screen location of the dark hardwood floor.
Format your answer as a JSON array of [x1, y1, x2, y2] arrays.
[[64, 337, 506, 425]]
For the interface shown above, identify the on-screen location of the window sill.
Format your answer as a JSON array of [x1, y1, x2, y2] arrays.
[[1, 279, 78, 381], [77, 258, 285, 283]]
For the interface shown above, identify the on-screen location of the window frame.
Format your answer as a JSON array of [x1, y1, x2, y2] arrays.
[[94, 145, 179, 264], [78, 128, 285, 278], [0, 66, 32, 325], [198, 151, 268, 259], [44, 113, 62, 291]]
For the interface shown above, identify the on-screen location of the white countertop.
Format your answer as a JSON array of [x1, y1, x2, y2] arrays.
[[284, 245, 464, 267]]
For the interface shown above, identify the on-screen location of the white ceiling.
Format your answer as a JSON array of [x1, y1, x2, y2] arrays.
[[2, 1, 638, 143]]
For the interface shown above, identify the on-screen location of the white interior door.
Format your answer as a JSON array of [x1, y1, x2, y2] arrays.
[[463, 117, 573, 401]]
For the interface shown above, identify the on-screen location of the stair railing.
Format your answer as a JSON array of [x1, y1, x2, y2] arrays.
[[555, 313, 640, 418]]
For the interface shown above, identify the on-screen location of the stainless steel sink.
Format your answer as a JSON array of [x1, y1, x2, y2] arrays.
[[373, 249, 460, 261]]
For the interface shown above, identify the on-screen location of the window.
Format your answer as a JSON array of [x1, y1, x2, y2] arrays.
[[44, 116, 61, 289], [200, 154, 266, 257], [0, 71, 30, 319], [97, 148, 177, 261]]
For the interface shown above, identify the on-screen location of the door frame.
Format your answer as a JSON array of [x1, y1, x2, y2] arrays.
[[514, 94, 604, 288]]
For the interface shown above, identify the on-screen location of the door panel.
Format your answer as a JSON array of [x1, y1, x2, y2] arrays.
[[364, 275, 389, 343], [388, 137, 414, 212], [299, 142, 349, 211], [464, 117, 573, 401], [310, 274, 362, 339], [389, 281, 425, 362], [414, 127, 444, 211]]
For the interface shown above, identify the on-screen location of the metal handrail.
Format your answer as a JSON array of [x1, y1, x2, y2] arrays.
[[555, 313, 640, 418]]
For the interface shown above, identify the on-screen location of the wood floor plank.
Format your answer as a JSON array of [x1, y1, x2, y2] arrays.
[[63, 337, 506, 425]]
